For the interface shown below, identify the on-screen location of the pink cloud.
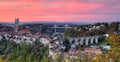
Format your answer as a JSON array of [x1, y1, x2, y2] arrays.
[[0, 0, 120, 22]]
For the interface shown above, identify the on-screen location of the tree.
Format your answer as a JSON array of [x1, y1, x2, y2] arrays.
[[0, 57, 5, 62], [107, 34, 120, 47], [92, 34, 120, 62]]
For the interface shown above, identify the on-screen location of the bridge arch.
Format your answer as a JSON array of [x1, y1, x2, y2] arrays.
[[95, 36, 102, 44], [68, 36, 103, 46]]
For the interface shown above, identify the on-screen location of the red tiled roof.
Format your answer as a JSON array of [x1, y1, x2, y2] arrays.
[[18, 28, 30, 33], [84, 48, 102, 52]]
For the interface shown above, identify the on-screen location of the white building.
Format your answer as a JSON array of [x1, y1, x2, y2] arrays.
[[39, 38, 50, 45]]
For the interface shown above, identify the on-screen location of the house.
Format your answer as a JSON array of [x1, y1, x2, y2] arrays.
[[103, 34, 110, 37], [84, 47, 102, 54], [39, 38, 50, 45], [0, 35, 2, 40], [95, 26, 100, 30], [49, 44, 54, 49], [49, 49, 62, 59], [18, 28, 30, 34], [101, 45, 111, 50]]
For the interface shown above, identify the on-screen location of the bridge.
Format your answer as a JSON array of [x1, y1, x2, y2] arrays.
[[68, 36, 103, 46], [49, 24, 72, 34], [50, 24, 71, 28]]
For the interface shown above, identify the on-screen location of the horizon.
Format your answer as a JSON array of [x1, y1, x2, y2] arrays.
[[0, 20, 119, 23], [0, 0, 120, 22]]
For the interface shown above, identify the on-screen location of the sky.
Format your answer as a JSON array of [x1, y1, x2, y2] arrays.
[[0, 0, 120, 22]]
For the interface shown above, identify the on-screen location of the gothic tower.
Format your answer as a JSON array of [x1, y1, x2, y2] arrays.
[[14, 18, 19, 32]]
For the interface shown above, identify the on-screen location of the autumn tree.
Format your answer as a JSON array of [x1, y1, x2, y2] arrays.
[[92, 34, 120, 62]]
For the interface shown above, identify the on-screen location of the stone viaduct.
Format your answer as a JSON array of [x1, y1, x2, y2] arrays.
[[68, 36, 102, 46]]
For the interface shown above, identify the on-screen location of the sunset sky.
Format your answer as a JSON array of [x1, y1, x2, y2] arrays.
[[0, 0, 120, 22]]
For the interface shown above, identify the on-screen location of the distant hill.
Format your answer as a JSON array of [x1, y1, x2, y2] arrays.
[[1, 21, 116, 25], [19, 21, 95, 25]]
